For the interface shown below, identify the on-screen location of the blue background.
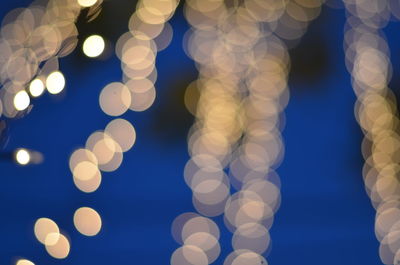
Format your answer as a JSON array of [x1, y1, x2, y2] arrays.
[[1, 0, 400, 264]]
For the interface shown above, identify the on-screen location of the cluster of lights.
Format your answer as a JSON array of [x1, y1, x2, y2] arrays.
[[173, 0, 324, 264], [0, 0, 84, 121], [344, 0, 400, 264], [33, 0, 179, 262], [4, 0, 103, 263], [6, 0, 400, 264]]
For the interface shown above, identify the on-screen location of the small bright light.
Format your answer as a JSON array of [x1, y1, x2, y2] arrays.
[[46, 71, 65, 94], [16, 149, 31, 165], [77, 0, 98, 7], [83, 35, 105, 58], [29, 79, 45, 97], [13, 91, 30, 111]]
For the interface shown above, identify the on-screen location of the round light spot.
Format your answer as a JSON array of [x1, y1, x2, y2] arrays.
[[99, 82, 131, 116], [83, 35, 105, 58], [15, 149, 30, 165], [34, 218, 60, 246], [105, 119, 136, 152], [45, 233, 70, 259], [46, 71, 65, 94], [73, 207, 102, 236], [29, 79, 45, 97], [73, 171, 102, 193], [13, 91, 30, 111]]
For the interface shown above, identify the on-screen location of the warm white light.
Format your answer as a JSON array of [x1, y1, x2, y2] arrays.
[[13, 91, 30, 111], [16, 259, 35, 265], [46, 71, 65, 94], [83, 35, 105, 58], [16, 149, 31, 165], [29, 79, 45, 97], [77, 0, 98, 7], [73, 207, 102, 236]]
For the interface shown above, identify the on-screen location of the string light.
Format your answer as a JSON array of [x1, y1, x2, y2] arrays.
[[172, 0, 324, 263], [0, 0, 82, 118], [3, 0, 400, 263], [66, 0, 179, 261], [344, 0, 400, 264]]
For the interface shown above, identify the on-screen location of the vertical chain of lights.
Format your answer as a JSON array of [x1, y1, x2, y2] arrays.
[[344, 0, 400, 264], [57, 0, 179, 262], [172, 0, 323, 264]]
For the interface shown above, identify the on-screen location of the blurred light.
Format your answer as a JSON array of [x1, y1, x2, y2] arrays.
[[105, 119, 136, 152], [171, 245, 208, 265], [46, 71, 65, 95], [16, 259, 35, 265], [29, 79, 45, 97], [45, 233, 70, 259], [77, 0, 98, 7], [99, 82, 131, 116], [73, 207, 102, 236], [13, 91, 30, 111], [15, 149, 31, 165], [83, 35, 105, 58], [34, 218, 60, 246]]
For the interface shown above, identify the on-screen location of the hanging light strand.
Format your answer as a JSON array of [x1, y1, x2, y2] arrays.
[[343, 0, 400, 264]]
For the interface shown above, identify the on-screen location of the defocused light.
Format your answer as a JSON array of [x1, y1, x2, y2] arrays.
[[45, 233, 70, 259], [77, 0, 98, 7], [46, 71, 65, 94], [15, 149, 31, 165], [34, 218, 60, 246], [73, 207, 102, 236], [99, 82, 131, 116], [16, 259, 35, 265], [105, 119, 136, 152], [13, 91, 30, 111], [83, 35, 105, 58], [29, 79, 45, 97], [171, 245, 208, 265]]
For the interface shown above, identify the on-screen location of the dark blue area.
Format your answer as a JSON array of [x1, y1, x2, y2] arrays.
[[0, 1, 391, 264]]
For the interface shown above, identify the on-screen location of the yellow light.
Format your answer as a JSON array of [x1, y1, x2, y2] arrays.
[[16, 259, 35, 265], [83, 35, 105, 58], [13, 91, 30, 111], [29, 79, 45, 97], [77, 0, 98, 7], [16, 149, 30, 165], [73, 207, 102, 236], [46, 71, 65, 94]]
